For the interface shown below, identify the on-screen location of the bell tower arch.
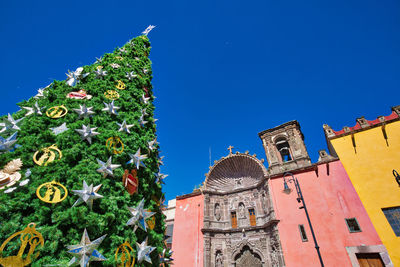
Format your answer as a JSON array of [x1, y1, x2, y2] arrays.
[[258, 121, 311, 175]]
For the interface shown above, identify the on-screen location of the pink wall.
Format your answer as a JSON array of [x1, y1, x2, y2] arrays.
[[171, 193, 204, 267], [270, 160, 382, 267]]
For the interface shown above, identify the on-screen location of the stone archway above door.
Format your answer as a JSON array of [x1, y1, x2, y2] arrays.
[[234, 245, 262, 267]]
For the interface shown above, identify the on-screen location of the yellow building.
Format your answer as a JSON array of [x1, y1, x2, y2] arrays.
[[324, 105, 400, 266]]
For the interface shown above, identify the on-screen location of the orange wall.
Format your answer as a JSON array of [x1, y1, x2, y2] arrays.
[[270, 161, 382, 267], [171, 194, 204, 267]]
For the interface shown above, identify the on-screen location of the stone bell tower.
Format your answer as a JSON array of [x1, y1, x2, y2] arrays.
[[258, 121, 311, 175]]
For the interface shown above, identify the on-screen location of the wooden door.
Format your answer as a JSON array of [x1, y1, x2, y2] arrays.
[[357, 253, 384, 267], [231, 212, 237, 228], [249, 209, 256, 226]]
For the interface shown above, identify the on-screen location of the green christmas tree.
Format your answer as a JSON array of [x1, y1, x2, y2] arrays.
[[0, 30, 170, 266]]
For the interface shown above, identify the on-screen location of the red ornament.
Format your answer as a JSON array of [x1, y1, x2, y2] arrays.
[[143, 87, 150, 98], [122, 169, 139, 195], [66, 89, 92, 100]]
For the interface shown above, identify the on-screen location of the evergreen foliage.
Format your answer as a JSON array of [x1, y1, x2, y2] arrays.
[[0, 35, 166, 266]]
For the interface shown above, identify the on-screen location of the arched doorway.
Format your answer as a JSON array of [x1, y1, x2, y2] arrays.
[[234, 245, 262, 267]]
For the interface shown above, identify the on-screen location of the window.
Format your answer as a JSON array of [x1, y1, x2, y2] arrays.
[[345, 218, 362, 233], [275, 138, 292, 162], [382, 206, 400, 237], [298, 224, 308, 242], [231, 212, 237, 228], [248, 209, 256, 226]]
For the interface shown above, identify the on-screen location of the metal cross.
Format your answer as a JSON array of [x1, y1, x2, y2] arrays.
[[227, 145, 234, 154]]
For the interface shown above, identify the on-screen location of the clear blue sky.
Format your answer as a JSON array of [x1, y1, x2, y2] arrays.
[[1, 0, 399, 201]]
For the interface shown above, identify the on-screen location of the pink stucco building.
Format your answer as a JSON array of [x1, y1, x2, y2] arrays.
[[167, 121, 391, 266], [171, 192, 204, 267]]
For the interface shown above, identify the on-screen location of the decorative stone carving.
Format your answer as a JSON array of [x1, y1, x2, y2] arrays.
[[215, 251, 223, 267], [235, 246, 262, 267], [270, 233, 282, 267], [214, 203, 221, 221], [238, 202, 246, 218], [203, 152, 284, 267]]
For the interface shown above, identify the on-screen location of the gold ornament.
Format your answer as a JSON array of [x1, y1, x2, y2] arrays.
[[115, 80, 126, 90], [36, 181, 68, 203], [0, 223, 44, 266], [106, 137, 124, 155], [146, 215, 156, 230], [97, 65, 103, 70], [0, 159, 23, 190], [33, 144, 62, 166], [104, 90, 120, 100], [46, 105, 68, 118], [115, 241, 135, 267]]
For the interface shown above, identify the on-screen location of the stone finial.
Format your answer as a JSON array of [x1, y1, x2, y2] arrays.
[[245, 150, 249, 154], [317, 149, 335, 162], [356, 117, 369, 128], [323, 124, 335, 138], [343, 126, 351, 133], [392, 105, 400, 116], [378, 116, 386, 123]]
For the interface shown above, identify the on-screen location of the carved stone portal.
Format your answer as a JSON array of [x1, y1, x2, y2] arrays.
[[235, 246, 262, 267]]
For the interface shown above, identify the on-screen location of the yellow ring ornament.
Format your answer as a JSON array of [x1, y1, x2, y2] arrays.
[[115, 241, 135, 267], [33, 144, 62, 166], [106, 137, 124, 155], [46, 105, 68, 118], [115, 80, 126, 90], [104, 90, 120, 100], [36, 181, 68, 203], [0, 223, 44, 267]]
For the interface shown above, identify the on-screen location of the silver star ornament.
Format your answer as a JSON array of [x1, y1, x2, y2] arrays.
[[142, 25, 156, 36], [72, 180, 103, 210], [136, 238, 156, 264], [117, 120, 134, 134], [73, 104, 95, 119], [0, 114, 24, 133], [102, 101, 120, 115], [96, 156, 120, 177], [34, 84, 51, 99], [141, 94, 150, 105], [22, 101, 43, 116], [126, 199, 156, 232], [119, 47, 127, 54], [160, 248, 174, 266], [66, 67, 89, 87], [148, 139, 159, 151], [0, 132, 18, 153], [138, 115, 148, 127], [155, 172, 168, 185], [125, 71, 137, 81], [50, 122, 69, 135], [127, 148, 147, 169], [94, 68, 107, 78], [67, 229, 107, 267], [75, 124, 100, 144]]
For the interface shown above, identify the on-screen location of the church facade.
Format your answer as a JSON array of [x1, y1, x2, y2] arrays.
[[170, 120, 392, 266]]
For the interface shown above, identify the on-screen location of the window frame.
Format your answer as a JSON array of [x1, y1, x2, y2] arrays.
[[345, 217, 362, 233], [298, 224, 308, 242], [382, 206, 400, 237], [248, 208, 257, 226], [231, 211, 237, 229]]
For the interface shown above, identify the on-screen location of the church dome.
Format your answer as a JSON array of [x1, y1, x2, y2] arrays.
[[205, 152, 267, 192]]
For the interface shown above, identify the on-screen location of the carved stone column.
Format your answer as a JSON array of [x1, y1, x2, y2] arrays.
[[204, 234, 211, 267]]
